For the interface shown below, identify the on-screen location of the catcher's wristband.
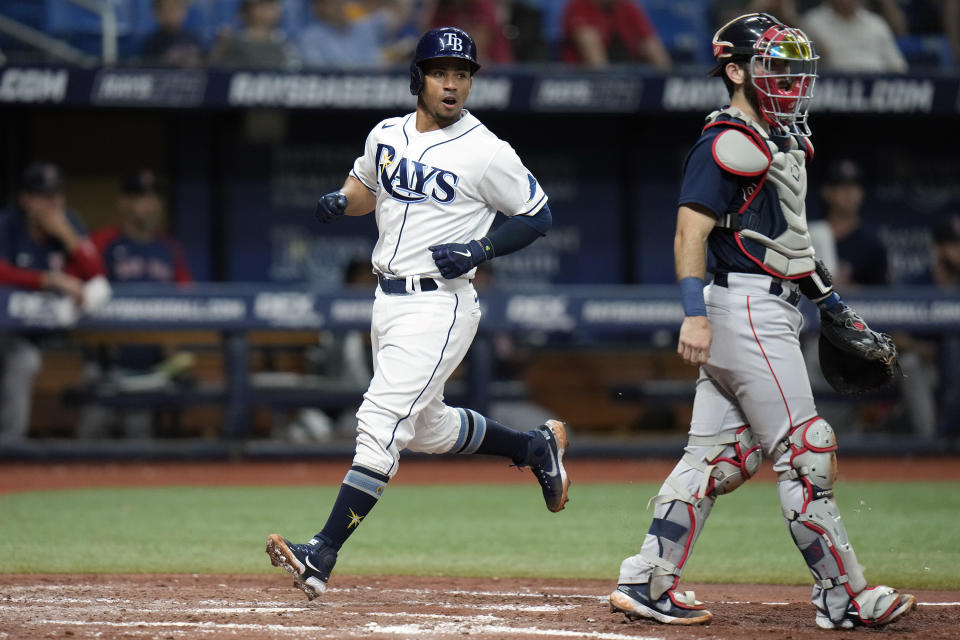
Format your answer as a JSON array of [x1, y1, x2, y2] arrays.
[[816, 292, 842, 311], [679, 277, 707, 317]]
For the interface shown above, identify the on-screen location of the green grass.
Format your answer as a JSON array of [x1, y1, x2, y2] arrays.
[[1, 482, 957, 589]]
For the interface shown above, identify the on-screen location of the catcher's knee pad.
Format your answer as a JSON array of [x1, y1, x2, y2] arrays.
[[684, 426, 762, 497], [776, 417, 867, 623], [642, 427, 761, 599]]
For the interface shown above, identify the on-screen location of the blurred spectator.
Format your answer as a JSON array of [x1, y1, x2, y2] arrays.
[[808, 159, 889, 287], [911, 215, 960, 291], [894, 0, 960, 69], [77, 169, 194, 439], [0, 162, 109, 444], [139, 0, 206, 67], [297, 0, 415, 68], [210, 0, 298, 69], [896, 215, 960, 439], [500, 0, 548, 62], [561, 0, 671, 70], [869, 0, 908, 36], [426, 0, 515, 64], [941, 0, 960, 68], [801, 0, 908, 72], [91, 169, 192, 286]]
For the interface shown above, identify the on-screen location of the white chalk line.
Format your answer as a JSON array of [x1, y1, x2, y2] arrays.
[[34, 619, 663, 640], [5, 591, 958, 608], [362, 621, 662, 640], [393, 601, 581, 612], [35, 620, 334, 633]]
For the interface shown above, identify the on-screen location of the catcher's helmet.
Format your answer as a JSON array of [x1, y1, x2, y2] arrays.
[[409, 27, 480, 96], [710, 12, 818, 135]]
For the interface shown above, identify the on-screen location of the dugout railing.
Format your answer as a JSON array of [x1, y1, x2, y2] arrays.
[[0, 283, 956, 460]]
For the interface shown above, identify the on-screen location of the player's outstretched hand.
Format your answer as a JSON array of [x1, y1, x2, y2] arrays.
[[315, 191, 348, 224], [429, 240, 487, 279]]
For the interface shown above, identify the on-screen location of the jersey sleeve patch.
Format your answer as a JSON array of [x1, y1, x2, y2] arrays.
[[712, 129, 771, 177]]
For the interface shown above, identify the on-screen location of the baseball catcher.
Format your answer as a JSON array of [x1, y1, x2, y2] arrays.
[[609, 12, 915, 631]]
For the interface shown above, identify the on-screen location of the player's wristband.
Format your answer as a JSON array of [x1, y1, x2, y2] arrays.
[[475, 237, 495, 261], [679, 277, 707, 317], [815, 291, 842, 311]]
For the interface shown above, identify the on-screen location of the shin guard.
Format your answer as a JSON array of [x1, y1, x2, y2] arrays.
[[776, 417, 867, 626], [624, 427, 761, 600]]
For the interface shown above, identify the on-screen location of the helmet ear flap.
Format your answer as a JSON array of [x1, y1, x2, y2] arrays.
[[409, 62, 424, 96]]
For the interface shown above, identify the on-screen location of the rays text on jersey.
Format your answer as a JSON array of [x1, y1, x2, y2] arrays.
[[375, 143, 459, 204]]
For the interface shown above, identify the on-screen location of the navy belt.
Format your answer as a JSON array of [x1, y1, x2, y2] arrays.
[[378, 275, 438, 295], [712, 271, 801, 306]]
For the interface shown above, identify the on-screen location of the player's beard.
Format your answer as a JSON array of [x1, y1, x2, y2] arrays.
[[742, 73, 766, 125]]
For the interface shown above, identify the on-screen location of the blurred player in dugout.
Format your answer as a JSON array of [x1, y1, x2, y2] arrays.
[[76, 169, 194, 439], [0, 162, 109, 444]]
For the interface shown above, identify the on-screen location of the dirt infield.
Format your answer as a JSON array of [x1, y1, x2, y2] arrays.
[[2, 457, 958, 639], [3, 455, 959, 494], [0, 574, 956, 639]]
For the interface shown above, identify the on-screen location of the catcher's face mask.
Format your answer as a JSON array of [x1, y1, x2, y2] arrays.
[[750, 25, 818, 136]]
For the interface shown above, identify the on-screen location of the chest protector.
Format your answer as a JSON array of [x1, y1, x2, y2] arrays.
[[705, 107, 815, 278]]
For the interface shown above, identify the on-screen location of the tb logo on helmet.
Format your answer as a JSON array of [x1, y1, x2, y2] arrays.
[[443, 33, 463, 52], [409, 26, 481, 95]]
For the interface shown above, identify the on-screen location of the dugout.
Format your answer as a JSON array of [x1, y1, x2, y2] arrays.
[[1, 65, 958, 456]]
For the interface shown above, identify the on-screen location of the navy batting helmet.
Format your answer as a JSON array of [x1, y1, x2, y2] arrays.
[[409, 27, 480, 96]]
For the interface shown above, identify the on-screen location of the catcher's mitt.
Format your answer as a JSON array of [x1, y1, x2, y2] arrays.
[[818, 304, 901, 394]]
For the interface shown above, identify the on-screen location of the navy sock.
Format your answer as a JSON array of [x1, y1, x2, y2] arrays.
[[316, 465, 389, 550], [465, 410, 535, 466]]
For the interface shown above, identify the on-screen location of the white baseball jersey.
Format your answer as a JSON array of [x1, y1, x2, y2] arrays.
[[350, 109, 548, 279]]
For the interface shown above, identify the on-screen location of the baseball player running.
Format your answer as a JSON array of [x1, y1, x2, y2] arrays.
[[608, 13, 915, 630], [266, 26, 568, 599]]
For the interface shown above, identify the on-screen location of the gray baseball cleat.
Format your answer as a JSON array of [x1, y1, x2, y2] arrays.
[[530, 419, 570, 512], [816, 586, 916, 630], [265, 534, 337, 600], [610, 583, 713, 625]]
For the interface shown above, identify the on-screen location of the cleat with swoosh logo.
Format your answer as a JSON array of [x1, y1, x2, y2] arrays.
[[266, 534, 337, 600], [610, 583, 713, 625], [529, 420, 570, 512]]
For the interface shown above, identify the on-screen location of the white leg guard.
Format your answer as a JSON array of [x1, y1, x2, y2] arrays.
[[774, 416, 917, 629], [620, 427, 761, 600]]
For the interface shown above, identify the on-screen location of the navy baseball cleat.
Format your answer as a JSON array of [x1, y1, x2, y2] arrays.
[[265, 534, 337, 600], [530, 420, 570, 512], [609, 583, 713, 625]]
